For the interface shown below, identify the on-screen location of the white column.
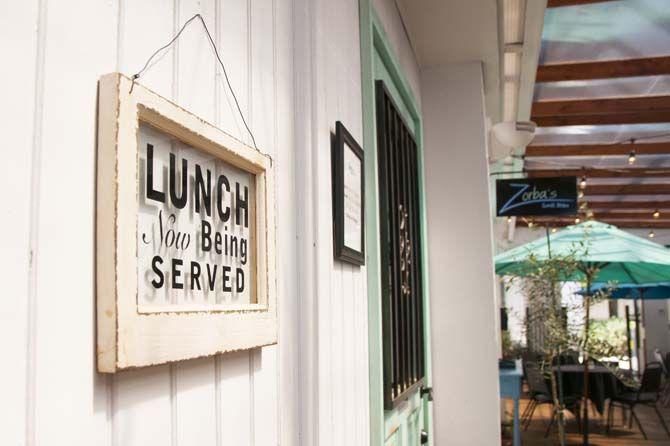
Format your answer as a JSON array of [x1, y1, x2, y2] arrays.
[[421, 62, 501, 445]]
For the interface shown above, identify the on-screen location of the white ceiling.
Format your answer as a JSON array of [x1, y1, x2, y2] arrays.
[[396, 0, 502, 120]]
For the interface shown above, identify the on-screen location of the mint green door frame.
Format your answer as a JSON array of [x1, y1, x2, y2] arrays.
[[359, 2, 433, 445]]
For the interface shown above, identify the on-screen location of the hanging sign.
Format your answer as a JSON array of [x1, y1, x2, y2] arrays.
[[496, 176, 577, 217], [96, 73, 277, 372]]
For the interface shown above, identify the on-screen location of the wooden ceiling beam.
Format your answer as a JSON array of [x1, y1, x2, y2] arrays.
[[533, 112, 670, 126], [515, 211, 668, 220], [525, 143, 670, 157], [587, 211, 666, 220], [516, 219, 670, 229], [547, 0, 617, 7], [531, 96, 670, 126], [537, 56, 670, 82], [533, 96, 670, 117], [584, 184, 670, 195], [586, 201, 670, 210], [526, 168, 670, 179]]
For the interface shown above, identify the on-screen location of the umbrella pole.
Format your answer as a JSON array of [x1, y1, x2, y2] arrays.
[[582, 274, 592, 446], [625, 305, 633, 373], [641, 292, 648, 372], [634, 297, 641, 378]]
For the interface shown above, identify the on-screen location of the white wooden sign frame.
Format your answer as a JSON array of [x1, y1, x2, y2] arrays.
[[96, 73, 277, 373]]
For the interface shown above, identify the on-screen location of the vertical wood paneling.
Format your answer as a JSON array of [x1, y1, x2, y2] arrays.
[[252, 345, 279, 445], [343, 266, 356, 444], [115, 2, 175, 444], [214, 1, 255, 443], [250, 1, 279, 442], [32, 0, 117, 444], [216, 0, 249, 142], [327, 14, 341, 437], [309, 1, 370, 445], [174, 357, 217, 446], [330, 8, 346, 442], [7, 0, 377, 444], [343, 3, 369, 442], [313, 0, 335, 437], [120, 0, 175, 98], [218, 351, 252, 445], [177, 0, 216, 120], [0, 0, 39, 444], [250, 0, 274, 151], [292, 0, 320, 444], [274, 0, 299, 443], [172, 2, 219, 444], [355, 268, 371, 445], [114, 366, 173, 446], [330, 262, 343, 446], [319, 1, 370, 445]]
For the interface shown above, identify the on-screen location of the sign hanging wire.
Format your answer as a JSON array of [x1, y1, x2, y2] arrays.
[[130, 14, 257, 150]]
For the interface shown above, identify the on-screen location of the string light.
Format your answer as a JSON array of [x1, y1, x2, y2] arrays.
[[579, 176, 587, 189], [649, 230, 655, 239], [578, 191, 584, 199], [653, 209, 660, 219], [551, 227, 557, 233], [628, 150, 636, 165], [507, 216, 512, 223], [575, 217, 581, 224], [528, 220, 534, 228]]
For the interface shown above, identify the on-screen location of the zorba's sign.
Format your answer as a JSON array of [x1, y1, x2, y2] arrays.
[[496, 176, 577, 217]]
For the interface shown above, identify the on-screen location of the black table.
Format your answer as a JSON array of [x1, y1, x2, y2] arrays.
[[551, 364, 621, 414]]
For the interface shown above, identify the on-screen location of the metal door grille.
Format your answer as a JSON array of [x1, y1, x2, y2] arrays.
[[375, 80, 425, 409]]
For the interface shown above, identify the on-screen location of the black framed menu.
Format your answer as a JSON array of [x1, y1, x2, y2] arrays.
[[333, 121, 365, 265]]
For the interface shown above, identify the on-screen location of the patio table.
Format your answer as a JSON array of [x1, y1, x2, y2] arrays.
[[500, 363, 522, 446], [552, 365, 620, 414]]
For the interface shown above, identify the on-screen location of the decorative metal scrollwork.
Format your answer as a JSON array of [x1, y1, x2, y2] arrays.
[[398, 204, 411, 297]]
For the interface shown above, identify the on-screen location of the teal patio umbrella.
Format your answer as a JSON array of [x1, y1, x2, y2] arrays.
[[496, 221, 670, 284], [578, 282, 670, 300], [495, 221, 670, 445]]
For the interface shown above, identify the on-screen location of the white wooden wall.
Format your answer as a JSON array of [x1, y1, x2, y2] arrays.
[[1, 0, 373, 445], [293, 0, 371, 445]]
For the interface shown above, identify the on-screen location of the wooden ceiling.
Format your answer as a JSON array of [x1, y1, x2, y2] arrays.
[[547, 0, 617, 7], [521, 0, 670, 230], [536, 56, 670, 82]]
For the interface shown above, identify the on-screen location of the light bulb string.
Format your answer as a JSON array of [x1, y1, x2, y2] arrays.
[[490, 130, 670, 176], [489, 163, 670, 176], [611, 132, 670, 145]]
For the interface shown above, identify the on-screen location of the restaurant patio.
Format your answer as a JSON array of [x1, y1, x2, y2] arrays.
[[493, 1, 670, 444]]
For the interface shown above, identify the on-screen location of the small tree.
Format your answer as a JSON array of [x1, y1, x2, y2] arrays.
[[511, 250, 578, 445], [505, 243, 622, 445]]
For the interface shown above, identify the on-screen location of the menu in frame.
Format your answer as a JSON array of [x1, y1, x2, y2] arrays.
[[333, 121, 365, 265], [343, 141, 362, 252]]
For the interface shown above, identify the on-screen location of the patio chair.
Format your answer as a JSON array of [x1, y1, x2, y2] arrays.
[[654, 349, 667, 375], [663, 352, 670, 407], [551, 352, 577, 366], [606, 362, 670, 440], [521, 361, 580, 437]]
